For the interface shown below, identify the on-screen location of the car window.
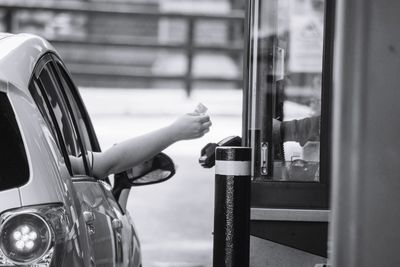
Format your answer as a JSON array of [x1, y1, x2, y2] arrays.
[[0, 93, 29, 191], [38, 64, 80, 156], [28, 80, 61, 150], [54, 62, 93, 152], [35, 62, 88, 175]]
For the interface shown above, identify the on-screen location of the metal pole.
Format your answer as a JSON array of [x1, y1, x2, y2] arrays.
[[185, 19, 194, 97], [213, 146, 251, 267]]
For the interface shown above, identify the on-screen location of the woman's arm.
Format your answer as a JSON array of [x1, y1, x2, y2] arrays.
[[91, 113, 211, 178]]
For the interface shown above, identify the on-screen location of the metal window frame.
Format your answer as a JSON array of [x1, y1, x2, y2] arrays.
[[32, 54, 90, 176], [242, 0, 335, 209]]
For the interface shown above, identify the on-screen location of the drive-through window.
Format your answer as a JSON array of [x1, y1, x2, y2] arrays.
[[245, 0, 332, 208], [247, 0, 324, 182]]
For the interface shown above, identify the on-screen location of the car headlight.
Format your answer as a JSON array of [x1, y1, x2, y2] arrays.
[[0, 204, 67, 266], [0, 213, 52, 265]]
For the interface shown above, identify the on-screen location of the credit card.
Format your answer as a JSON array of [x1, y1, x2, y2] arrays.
[[194, 102, 208, 115]]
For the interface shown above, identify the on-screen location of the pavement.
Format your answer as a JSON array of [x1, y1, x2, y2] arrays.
[[80, 87, 242, 267]]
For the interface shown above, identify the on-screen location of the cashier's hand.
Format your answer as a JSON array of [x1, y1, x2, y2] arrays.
[[170, 113, 212, 141]]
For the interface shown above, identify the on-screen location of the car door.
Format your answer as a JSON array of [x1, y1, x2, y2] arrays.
[[242, 0, 333, 266], [32, 55, 123, 266], [51, 55, 140, 267], [29, 55, 95, 267]]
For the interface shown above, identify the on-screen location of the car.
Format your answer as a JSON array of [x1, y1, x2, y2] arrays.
[[0, 33, 175, 267]]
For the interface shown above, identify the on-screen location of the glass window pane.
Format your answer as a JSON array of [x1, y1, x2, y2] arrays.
[[0, 93, 29, 190], [38, 64, 85, 175], [55, 63, 93, 151], [247, 0, 324, 182], [29, 80, 60, 149]]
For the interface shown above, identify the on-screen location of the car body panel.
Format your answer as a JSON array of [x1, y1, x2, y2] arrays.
[[97, 180, 142, 266], [73, 179, 117, 266], [0, 33, 55, 90], [7, 83, 66, 206], [123, 212, 142, 266], [4, 83, 95, 266], [0, 34, 64, 206], [0, 188, 21, 211], [0, 33, 141, 266]]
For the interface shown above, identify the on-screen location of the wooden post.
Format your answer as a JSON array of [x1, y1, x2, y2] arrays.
[[4, 9, 13, 33]]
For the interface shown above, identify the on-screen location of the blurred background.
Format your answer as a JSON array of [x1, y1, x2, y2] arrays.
[[0, 0, 245, 266], [0, 0, 245, 93]]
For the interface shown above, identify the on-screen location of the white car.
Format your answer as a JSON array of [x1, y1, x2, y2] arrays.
[[0, 33, 174, 267]]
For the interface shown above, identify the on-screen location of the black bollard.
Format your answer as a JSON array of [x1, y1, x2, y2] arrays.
[[213, 146, 251, 267]]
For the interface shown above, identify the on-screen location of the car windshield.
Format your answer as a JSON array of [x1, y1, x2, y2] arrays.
[[0, 93, 29, 191]]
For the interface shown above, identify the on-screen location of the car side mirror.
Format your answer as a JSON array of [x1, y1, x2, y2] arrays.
[[112, 153, 176, 209], [127, 152, 175, 186]]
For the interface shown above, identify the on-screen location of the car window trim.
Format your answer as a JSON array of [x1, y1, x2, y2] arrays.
[[51, 54, 102, 153], [32, 75, 74, 175], [34, 54, 52, 80], [44, 61, 91, 176], [28, 80, 61, 149], [33, 56, 90, 176], [49, 58, 94, 176], [70, 175, 98, 183]]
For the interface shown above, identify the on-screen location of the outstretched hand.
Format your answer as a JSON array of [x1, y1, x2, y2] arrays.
[[170, 113, 212, 141], [90, 112, 212, 178]]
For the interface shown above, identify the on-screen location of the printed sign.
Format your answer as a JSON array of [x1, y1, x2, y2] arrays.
[[289, 0, 324, 73]]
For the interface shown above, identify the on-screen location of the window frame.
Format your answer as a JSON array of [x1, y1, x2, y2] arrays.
[[243, 0, 335, 209], [49, 55, 98, 177], [49, 54, 113, 185], [30, 53, 90, 177], [50, 54, 102, 153], [29, 54, 73, 174]]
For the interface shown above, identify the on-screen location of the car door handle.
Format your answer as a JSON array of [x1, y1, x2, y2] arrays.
[[112, 218, 123, 230], [83, 211, 95, 225]]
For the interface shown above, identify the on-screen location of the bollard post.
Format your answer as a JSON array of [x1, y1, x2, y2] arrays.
[[213, 146, 251, 267]]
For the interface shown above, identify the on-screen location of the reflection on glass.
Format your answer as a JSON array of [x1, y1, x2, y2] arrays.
[[39, 66, 80, 157], [247, 0, 325, 182], [132, 170, 172, 185]]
